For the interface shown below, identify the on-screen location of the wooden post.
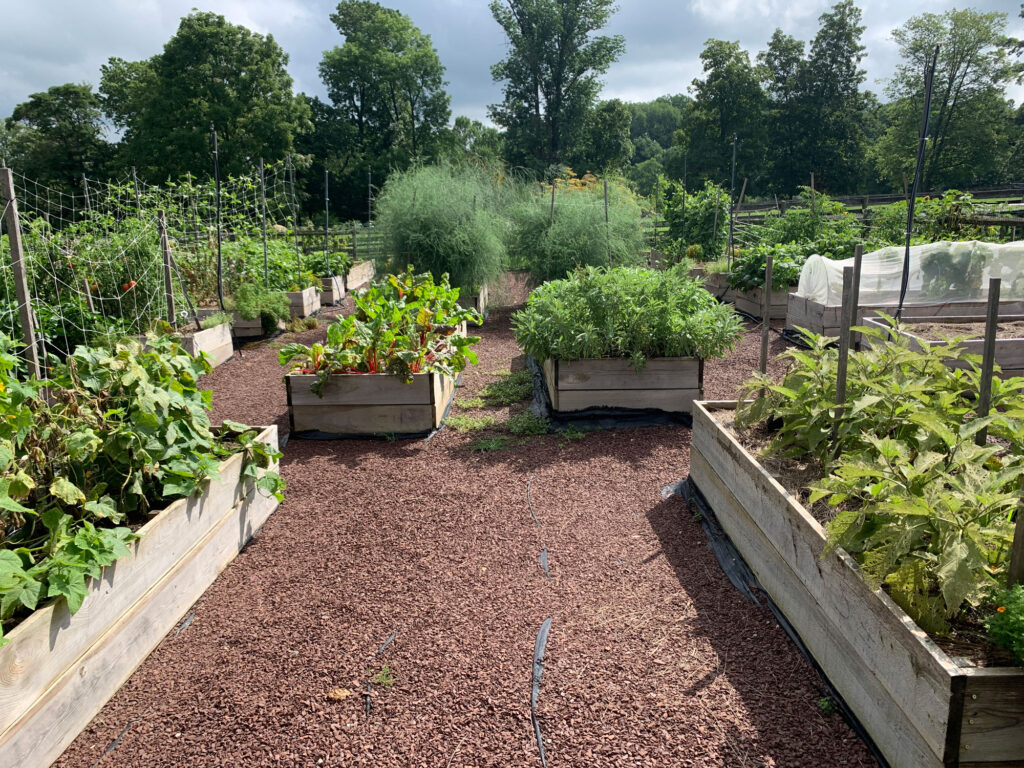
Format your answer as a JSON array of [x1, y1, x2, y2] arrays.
[[352, 223, 358, 262], [82, 279, 95, 313], [850, 244, 863, 349], [975, 277, 1001, 447], [736, 177, 748, 213], [0, 168, 41, 379], [603, 179, 610, 267], [712, 188, 721, 257], [549, 182, 556, 224], [759, 253, 773, 375], [831, 266, 856, 455], [158, 210, 176, 324]]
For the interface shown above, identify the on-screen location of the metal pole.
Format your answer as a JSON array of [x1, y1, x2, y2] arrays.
[[975, 277, 1001, 447], [210, 123, 224, 311], [324, 164, 331, 276], [897, 46, 939, 320], [0, 168, 41, 378], [259, 158, 269, 287], [158, 210, 176, 323], [850, 244, 863, 350]]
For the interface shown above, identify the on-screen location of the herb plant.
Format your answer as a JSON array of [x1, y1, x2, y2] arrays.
[[513, 265, 744, 369], [279, 269, 481, 394], [986, 585, 1024, 666], [0, 334, 284, 646], [199, 311, 233, 330], [227, 284, 291, 334]]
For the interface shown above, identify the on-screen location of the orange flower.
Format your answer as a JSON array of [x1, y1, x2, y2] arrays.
[[997, 606, 1007, 613]]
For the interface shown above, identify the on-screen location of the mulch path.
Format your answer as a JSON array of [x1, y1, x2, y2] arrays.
[[56, 311, 874, 768]]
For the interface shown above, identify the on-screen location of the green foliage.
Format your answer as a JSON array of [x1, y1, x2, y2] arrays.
[[747, 188, 861, 257], [279, 269, 481, 393], [467, 436, 512, 453], [303, 249, 353, 279], [728, 244, 807, 292], [287, 271, 322, 293], [0, 334, 283, 645], [375, 163, 506, 292], [513, 264, 743, 368], [867, 191, 1008, 246], [506, 173, 645, 282], [737, 318, 1024, 632], [228, 284, 291, 334], [987, 585, 1024, 665], [658, 179, 728, 261], [481, 370, 533, 406], [504, 411, 548, 435], [445, 414, 498, 433], [370, 665, 396, 688], [199, 312, 233, 330]]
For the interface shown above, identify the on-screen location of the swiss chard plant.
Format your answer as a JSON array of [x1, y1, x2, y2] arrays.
[[0, 333, 284, 646], [737, 318, 1024, 644], [279, 268, 481, 395], [512, 264, 744, 369]]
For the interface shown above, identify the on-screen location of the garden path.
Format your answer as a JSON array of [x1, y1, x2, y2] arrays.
[[55, 311, 875, 768]]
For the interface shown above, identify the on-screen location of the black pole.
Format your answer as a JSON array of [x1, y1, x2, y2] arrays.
[[211, 123, 224, 311], [367, 169, 373, 225], [324, 164, 331, 276], [896, 46, 939, 319], [727, 134, 737, 267]]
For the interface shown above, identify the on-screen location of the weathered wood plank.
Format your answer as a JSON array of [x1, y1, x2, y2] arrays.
[[290, 403, 436, 434], [691, 403, 959, 764], [556, 387, 700, 412], [0, 474, 280, 768], [960, 670, 1024, 764], [689, 447, 946, 768], [557, 357, 700, 390], [286, 287, 320, 318], [286, 374, 433, 406], [346, 260, 376, 290], [543, 358, 559, 411], [730, 287, 790, 320], [320, 276, 345, 306]]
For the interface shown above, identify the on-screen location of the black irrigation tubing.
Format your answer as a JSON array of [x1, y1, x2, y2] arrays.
[[531, 617, 553, 768], [364, 628, 400, 719], [679, 479, 890, 768]]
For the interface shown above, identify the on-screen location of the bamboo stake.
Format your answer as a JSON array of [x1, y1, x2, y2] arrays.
[[0, 168, 40, 378]]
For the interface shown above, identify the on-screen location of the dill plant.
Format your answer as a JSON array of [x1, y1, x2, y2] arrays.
[[375, 163, 506, 294], [512, 264, 743, 368], [506, 172, 645, 282]]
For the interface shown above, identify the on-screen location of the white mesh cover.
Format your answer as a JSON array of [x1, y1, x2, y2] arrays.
[[795, 240, 1024, 306]]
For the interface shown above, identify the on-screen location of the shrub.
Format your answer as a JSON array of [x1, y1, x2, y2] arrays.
[[728, 243, 808, 292], [658, 178, 729, 261], [375, 163, 506, 293], [199, 311, 233, 330], [748, 188, 861, 257], [987, 585, 1024, 666], [506, 172, 645, 282], [227, 284, 291, 334], [512, 264, 743, 368]]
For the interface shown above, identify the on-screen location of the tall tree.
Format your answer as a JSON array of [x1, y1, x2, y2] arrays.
[[488, 0, 625, 175], [314, 0, 451, 219], [678, 39, 766, 190], [100, 11, 309, 181], [5, 83, 110, 191], [797, 0, 867, 192], [757, 30, 804, 194], [872, 8, 1012, 190]]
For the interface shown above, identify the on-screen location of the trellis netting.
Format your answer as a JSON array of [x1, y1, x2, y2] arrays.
[[795, 240, 1024, 306]]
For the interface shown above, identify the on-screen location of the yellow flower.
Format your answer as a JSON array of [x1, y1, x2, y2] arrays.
[[997, 606, 1007, 613]]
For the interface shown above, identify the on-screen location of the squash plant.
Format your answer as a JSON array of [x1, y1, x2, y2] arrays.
[[0, 333, 284, 646], [737, 319, 1024, 645], [279, 268, 481, 395]]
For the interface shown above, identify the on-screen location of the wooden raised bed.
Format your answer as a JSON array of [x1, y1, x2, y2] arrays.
[[787, 294, 1024, 337], [345, 260, 376, 291], [138, 322, 233, 368], [0, 426, 281, 768], [286, 286, 320, 318], [728, 286, 792, 320], [863, 314, 1024, 377], [703, 272, 729, 297], [689, 401, 1024, 768], [320, 276, 345, 306], [541, 357, 702, 414], [196, 308, 284, 339], [286, 373, 456, 436], [465, 283, 488, 326]]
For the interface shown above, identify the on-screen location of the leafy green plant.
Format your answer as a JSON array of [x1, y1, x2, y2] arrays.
[[747, 188, 861, 258], [370, 665, 396, 688], [376, 162, 506, 293], [507, 172, 645, 282], [728, 244, 807, 292], [0, 333, 283, 646], [685, 244, 705, 261], [468, 436, 512, 453], [199, 311, 233, 330], [482, 369, 533, 405], [986, 585, 1024, 666], [459, 396, 486, 409], [279, 269, 481, 394], [446, 414, 498, 432], [504, 411, 548, 435], [919, 242, 991, 299], [227, 284, 291, 334], [737, 317, 1024, 634], [513, 264, 744, 369], [287, 271, 323, 293], [303, 249, 354, 279], [658, 178, 728, 260]]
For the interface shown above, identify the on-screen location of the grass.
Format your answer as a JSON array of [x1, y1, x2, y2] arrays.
[[468, 436, 512, 453], [482, 369, 532, 405], [445, 414, 499, 432], [558, 425, 587, 445], [504, 411, 548, 435], [370, 665, 395, 689], [458, 396, 486, 409]]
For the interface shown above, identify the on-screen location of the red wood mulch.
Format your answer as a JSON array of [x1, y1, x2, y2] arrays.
[[55, 310, 874, 768]]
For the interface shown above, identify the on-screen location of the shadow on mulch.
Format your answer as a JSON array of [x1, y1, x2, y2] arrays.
[[644, 495, 878, 767]]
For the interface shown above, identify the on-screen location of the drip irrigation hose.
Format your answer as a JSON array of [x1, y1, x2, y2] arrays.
[[531, 617, 553, 768]]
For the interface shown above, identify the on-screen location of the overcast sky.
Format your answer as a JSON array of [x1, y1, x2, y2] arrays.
[[2, 0, 1021, 124]]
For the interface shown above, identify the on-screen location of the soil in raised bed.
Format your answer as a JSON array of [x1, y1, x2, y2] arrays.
[[904, 319, 1024, 340], [55, 315, 873, 768]]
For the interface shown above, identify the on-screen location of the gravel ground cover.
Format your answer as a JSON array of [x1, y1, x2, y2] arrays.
[[55, 312, 875, 768]]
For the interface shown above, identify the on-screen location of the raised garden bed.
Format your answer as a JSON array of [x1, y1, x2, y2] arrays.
[[689, 400, 1024, 768], [138, 322, 233, 368], [728, 286, 791, 320], [0, 426, 281, 768], [703, 272, 729, 297], [286, 372, 455, 436], [345, 260, 376, 291], [197, 308, 284, 339], [787, 294, 1024, 337], [320, 276, 345, 306], [541, 357, 702, 414], [465, 283, 487, 326], [286, 286, 320, 318], [863, 314, 1024, 377]]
